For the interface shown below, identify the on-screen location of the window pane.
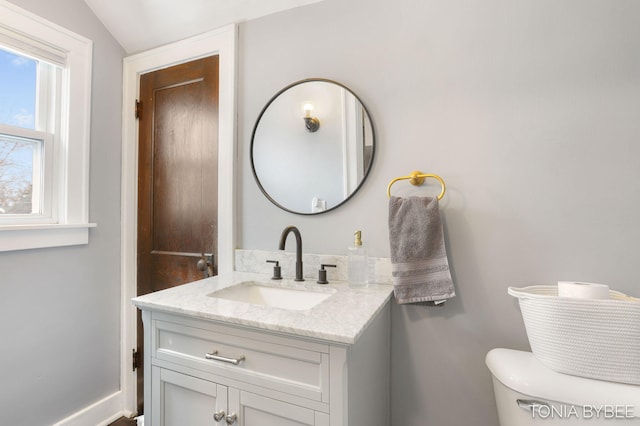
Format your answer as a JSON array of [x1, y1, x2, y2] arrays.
[[0, 134, 41, 215], [0, 47, 37, 130]]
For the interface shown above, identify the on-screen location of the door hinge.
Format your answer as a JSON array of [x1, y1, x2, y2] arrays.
[[132, 348, 140, 371], [135, 100, 143, 119]]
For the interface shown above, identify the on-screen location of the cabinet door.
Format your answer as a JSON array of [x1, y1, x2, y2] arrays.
[[229, 388, 329, 426], [152, 366, 228, 426]]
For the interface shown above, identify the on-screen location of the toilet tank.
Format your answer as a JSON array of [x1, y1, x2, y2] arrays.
[[486, 349, 640, 425]]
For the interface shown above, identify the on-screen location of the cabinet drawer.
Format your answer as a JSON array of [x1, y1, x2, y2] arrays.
[[151, 317, 329, 402]]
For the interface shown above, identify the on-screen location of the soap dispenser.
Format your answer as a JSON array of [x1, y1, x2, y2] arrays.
[[348, 230, 369, 287]]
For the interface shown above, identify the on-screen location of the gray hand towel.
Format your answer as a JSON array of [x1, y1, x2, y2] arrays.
[[388, 196, 455, 305]]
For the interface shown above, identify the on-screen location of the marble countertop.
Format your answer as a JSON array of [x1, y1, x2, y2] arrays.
[[132, 271, 394, 344]]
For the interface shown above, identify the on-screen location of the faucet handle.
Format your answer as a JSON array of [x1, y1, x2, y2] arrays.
[[317, 264, 337, 284], [266, 260, 282, 280]]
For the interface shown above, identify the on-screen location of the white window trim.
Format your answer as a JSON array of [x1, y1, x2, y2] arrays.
[[0, 0, 95, 251]]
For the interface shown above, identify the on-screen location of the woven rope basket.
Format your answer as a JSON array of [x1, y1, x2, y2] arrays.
[[509, 285, 640, 385]]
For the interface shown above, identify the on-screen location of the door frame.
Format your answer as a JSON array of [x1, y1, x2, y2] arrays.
[[120, 24, 237, 416]]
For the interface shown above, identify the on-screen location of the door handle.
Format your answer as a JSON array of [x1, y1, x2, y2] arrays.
[[225, 413, 237, 425], [196, 252, 214, 277]]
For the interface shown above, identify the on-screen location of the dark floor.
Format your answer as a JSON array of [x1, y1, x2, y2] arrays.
[[108, 417, 137, 426]]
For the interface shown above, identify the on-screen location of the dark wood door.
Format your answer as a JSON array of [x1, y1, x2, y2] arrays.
[[136, 55, 219, 413]]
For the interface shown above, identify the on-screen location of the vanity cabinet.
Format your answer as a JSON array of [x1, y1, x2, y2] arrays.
[[153, 367, 324, 425], [140, 304, 390, 426]]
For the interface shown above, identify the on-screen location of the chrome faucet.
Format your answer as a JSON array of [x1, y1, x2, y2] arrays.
[[278, 226, 304, 281]]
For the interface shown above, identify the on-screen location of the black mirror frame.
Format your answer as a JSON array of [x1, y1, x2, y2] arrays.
[[250, 78, 376, 215]]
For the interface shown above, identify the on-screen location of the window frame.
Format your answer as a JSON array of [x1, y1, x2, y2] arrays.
[[0, 0, 95, 251]]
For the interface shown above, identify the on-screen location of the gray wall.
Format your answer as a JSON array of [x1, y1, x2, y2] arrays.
[[1, 0, 637, 424], [239, 0, 640, 425], [0, 0, 124, 424]]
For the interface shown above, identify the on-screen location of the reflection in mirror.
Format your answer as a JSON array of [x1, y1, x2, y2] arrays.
[[251, 79, 375, 215]]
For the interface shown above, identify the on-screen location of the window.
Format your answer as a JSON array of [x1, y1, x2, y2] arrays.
[[0, 1, 94, 251], [0, 48, 55, 221]]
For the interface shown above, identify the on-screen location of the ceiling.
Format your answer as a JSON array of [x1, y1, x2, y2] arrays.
[[83, 0, 323, 54]]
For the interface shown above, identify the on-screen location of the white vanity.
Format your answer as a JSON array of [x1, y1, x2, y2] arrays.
[[133, 271, 393, 426]]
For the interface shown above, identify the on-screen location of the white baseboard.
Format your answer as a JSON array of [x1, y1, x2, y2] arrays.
[[52, 390, 133, 426]]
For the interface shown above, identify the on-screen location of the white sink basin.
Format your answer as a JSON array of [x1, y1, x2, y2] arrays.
[[208, 281, 336, 311]]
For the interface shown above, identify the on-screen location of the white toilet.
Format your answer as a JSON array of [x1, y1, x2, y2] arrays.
[[486, 348, 640, 425]]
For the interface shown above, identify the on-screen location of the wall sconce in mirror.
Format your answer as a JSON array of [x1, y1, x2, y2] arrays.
[[303, 103, 320, 132], [251, 78, 375, 215]]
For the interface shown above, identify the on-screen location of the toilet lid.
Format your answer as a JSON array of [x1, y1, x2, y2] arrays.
[[486, 348, 640, 413]]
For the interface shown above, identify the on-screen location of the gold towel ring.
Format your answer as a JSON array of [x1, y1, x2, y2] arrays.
[[387, 170, 446, 200]]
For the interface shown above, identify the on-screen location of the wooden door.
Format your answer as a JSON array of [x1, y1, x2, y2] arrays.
[[136, 55, 219, 412]]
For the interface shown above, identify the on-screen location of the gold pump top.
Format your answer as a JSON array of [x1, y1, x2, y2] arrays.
[[354, 230, 362, 247]]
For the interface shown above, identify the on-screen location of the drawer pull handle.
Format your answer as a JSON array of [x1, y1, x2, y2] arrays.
[[205, 350, 246, 366]]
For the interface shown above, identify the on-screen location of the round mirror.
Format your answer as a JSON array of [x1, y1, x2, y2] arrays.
[[251, 79, 375, 215]]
